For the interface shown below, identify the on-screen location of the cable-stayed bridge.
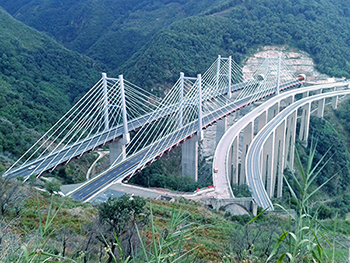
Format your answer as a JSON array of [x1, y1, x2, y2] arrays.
[[3, 56, 302, 202]]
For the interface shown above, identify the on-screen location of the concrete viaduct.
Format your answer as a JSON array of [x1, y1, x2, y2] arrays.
[[212, 81, 350, 212]]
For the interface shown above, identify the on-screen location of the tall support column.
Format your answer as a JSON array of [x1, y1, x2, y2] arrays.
[[182, 135, 199, 181], [198, 74, 203, 140], [179, 72, 184, 128], [276, 56, 281, 95], [317, 98, 325, 118], [120, 75, 130, 144], [262, 132, 275, 197], [314, 89, 321, 95], [302, 91, 309, 98], [282, 95, 294, 107], [109, 139, 126, 165], [227, 56, 232, 99], [181, 73, 202, 182], [299, 103, 311, 144], [110, 75, 130, 165], [228, 137, 239, 185], [285, 110, 297, 171], [216, 55, 221, 91], [284, 113, 292, 169], [332, 95, 338, 109], [216, 117, 228, 146], [257, 110, 267, 133], [268, 102, 280, 122], [240, 121, 253, 185], [102, 73, 109, 130], [273, 120, 286, 198]]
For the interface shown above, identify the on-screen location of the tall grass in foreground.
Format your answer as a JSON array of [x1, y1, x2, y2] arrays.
[[2, 195, 69, 262], [134, 205, 200, 262], [2, 197, 199, 262], [102, 205, 200, 263], [267, 141, 337, 262]]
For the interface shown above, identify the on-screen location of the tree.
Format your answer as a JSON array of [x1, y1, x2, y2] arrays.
[[231, 183, 252, 197], [0, 177, 29, 216], [98, 195, 147, 262], [44, 180, 61, 195]]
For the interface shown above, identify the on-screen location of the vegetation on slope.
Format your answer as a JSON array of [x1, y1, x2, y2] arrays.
[[0, 7, 100, 171], [119, 0, 350, 93], [129, 147, 212, 192], [1, 0, 350, 91], [291, 99, 350, 219], [0, 0, 224, 71], [2, 156, 350, 263]]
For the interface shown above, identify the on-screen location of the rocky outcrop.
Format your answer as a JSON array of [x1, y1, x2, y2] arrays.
[[242, 46, 328, 81]]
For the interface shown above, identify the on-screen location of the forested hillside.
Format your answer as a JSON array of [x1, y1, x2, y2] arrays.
[[119, 0, 350, 92], [0, 0, 223, 71], [2, 0, 350, 95], [0, 7, 100, 172]]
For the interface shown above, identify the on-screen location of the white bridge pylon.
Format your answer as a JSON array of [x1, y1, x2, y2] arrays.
[[110, 56, 300, 179], [4, 55, 300, 180], [4, 74, 160, 178]]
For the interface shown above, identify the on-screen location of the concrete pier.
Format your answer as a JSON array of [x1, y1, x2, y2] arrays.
[[182, 135, 199, 181], [262, 132, 275, 197], [267, 102, 280, 122], [317, 98, 325, 118], [273, 120, 286, 198], [109, 138, 126, 165], [299, 103, 311, 144], [240, 122, 253, 185], [216, 117, 228, 147], [284, 110, 297, 171], [332, 95, 338, 109], [227, 137, 239, 185], [257, 111, 267, 133]]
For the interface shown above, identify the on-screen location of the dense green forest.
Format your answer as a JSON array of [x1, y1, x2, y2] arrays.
[[1, 0, 350, 92], [0, 7, 100, 172], [0, 0, 223, 71], [119, 0, 350, 92]]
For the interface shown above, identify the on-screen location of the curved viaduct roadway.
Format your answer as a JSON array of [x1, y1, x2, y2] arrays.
[[246, 88, 350, 210], [212, 81, 350, 202]]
